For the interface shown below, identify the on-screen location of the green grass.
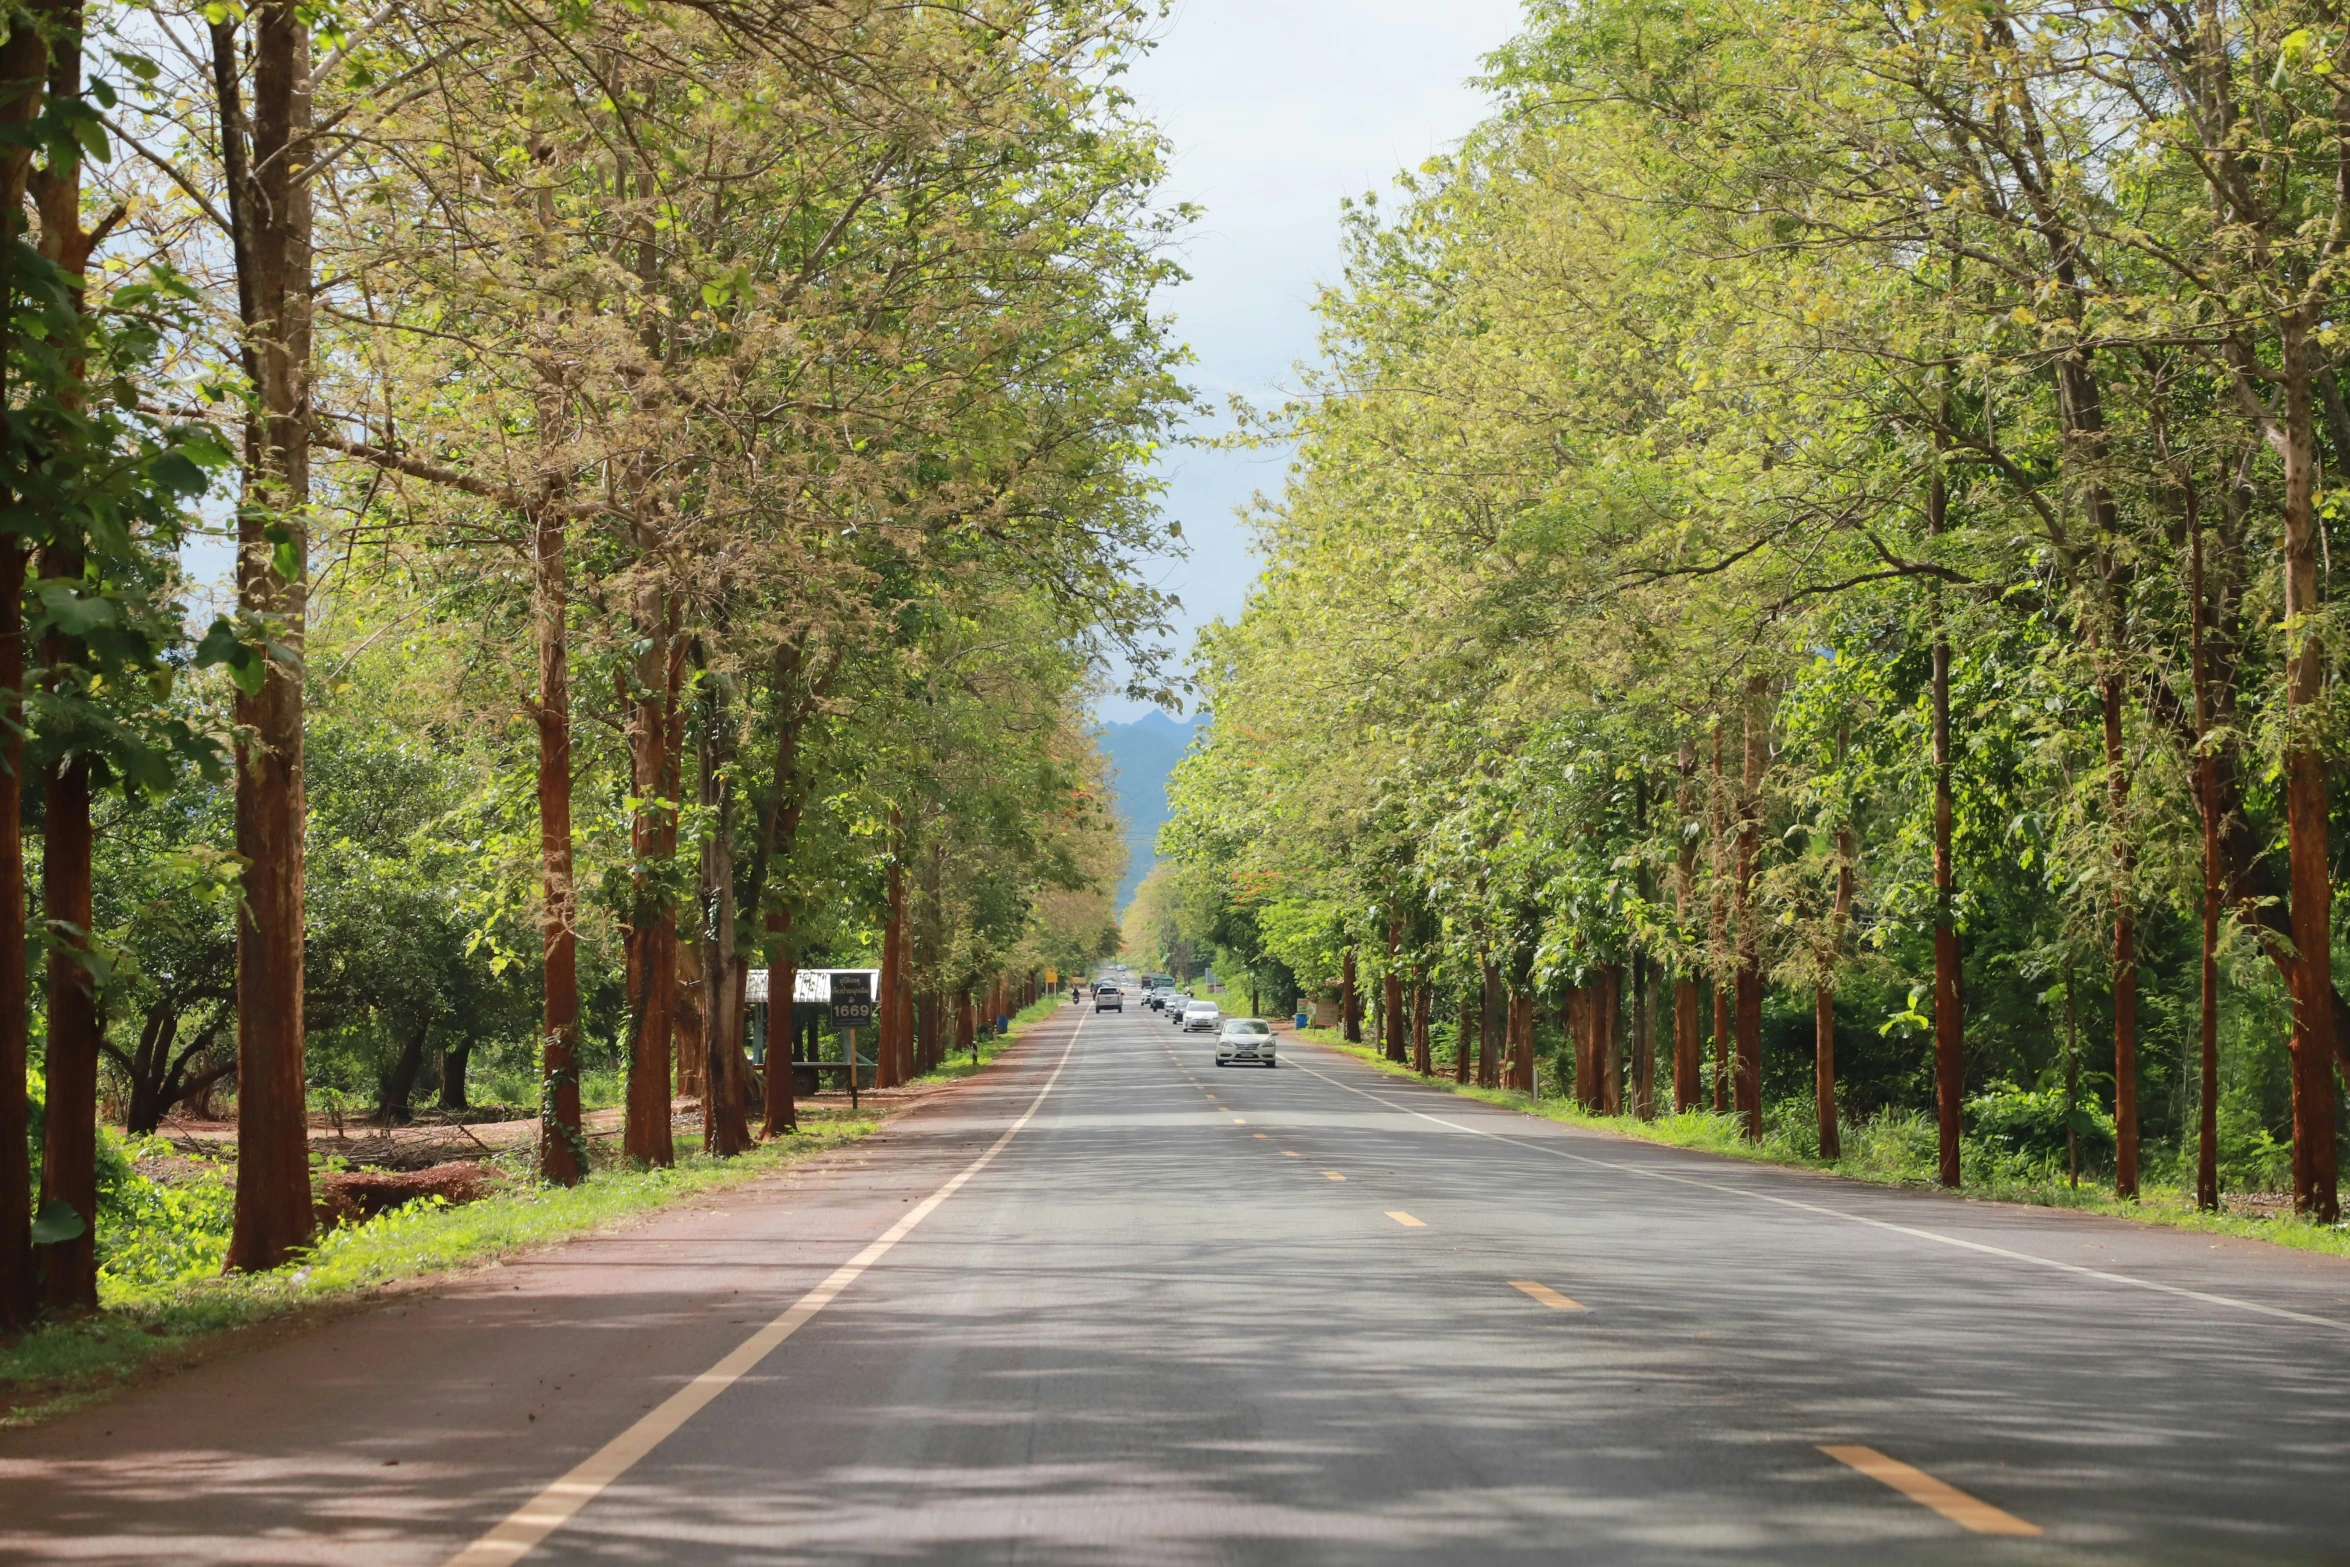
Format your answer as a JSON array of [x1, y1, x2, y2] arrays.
[[1298, 1030, 2350, 1259], [914, 993, 1065, 1084], [1, 1105, 881, 1429]]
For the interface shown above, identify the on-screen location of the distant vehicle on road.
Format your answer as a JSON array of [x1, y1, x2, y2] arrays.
[[1181, 1001, 1221, 1033], [1215, 1018, 1274, 1067], [1094, 983, 1123, 1013], [1164, 994, 1193, 1024]]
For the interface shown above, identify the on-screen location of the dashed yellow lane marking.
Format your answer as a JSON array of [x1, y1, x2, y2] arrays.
[[1819, 1447, 2041, 1536], [1323, 1171, 1346, 1181], [1509, 1280, 1583, 1310], [1253, 1133, 1267, 1139], [1282, 1151, 1299, 1158], [1386, 1211, 1426, 1227]]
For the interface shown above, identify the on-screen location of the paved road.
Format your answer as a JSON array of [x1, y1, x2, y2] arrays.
[[4, 1005, 2349, 1565]]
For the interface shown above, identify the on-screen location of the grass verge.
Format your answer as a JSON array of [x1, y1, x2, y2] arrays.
[[1297, 1030, 2350, 1260], [912, 992, 1066, 1085], [0, 1104, 881, 1429]]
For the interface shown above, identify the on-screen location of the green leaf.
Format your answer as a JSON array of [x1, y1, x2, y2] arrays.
[[31, 1199, 85, 1245]]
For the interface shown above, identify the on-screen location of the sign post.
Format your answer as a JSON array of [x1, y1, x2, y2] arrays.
[[829, 972, 874, 1109]]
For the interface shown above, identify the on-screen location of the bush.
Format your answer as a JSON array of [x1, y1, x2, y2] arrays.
[[1966, 1081, 2113, 1175]]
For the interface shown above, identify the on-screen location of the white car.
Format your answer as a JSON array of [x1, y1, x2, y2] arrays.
[[1216, 1018, 1275, 1067], [1165, 994, 1194, 1024], [1181, 1001, 1222, 1033]]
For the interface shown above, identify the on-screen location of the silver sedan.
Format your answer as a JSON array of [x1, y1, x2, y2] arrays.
[[1215, 1018, 1276, 1066]]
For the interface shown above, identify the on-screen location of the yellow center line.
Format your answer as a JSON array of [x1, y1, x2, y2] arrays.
[[1282, 1151, 1300, 1158], [1509, 1280, 1583, 1310], [1253, 1133, 1267, 1139], [1232, 1117, 1247, 1124], [1323, 1171, 1346, 1181], [1385, 1211, 1426, 1227], [1819, 1446, 2042, 1537]]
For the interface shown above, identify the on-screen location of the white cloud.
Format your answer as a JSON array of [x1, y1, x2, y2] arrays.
[[1104, 0, 1526, 718]]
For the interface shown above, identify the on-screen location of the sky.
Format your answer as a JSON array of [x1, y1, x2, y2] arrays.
[[1098, 0, 1529, 723]]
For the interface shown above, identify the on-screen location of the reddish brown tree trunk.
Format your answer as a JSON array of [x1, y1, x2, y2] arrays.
[[0, 0, 50, 1337], [874, 833, 906, 1090], [2104, 674, 2138, 1197], [2191, 495, 2220, 1212], [1412, 981, 1431, 1075], [675, 936, 708, 1099], [620, 609, 678, 1168], [2279, 328, 2340, 1222], [1734, 678, 1766, 1140], [532, 510, 581, 1184], [1455, 990, 1474, 1084], [0, 542, 23, 1326], [0, 9, 48, 1334], [762, 910, 797, 1138], [1674, 740, 1701, 1112], [956, 989, 975, 1061], [1565, 987, 1590, 1107], [1343, 948, 1362, 1044], [37, 723, 97, 1311], [1477, 961, 1502, 1087], [1709, 727, 1731, 1115], [1817, 823, 1853, 1162], [1383, 917, 1405, 1062], [1928, 469, 1963, 1189], [1601, 964, 1624, 1115], [1632, 956, 1654, 1118], [221, 1, 317, 1271]]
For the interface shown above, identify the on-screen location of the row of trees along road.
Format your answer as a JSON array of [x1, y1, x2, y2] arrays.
[[1160, 0, 2350, 1224], [1, 0, 1180, 1327]]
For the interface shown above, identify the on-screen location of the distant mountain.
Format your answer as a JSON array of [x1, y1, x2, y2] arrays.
[[1097, 710, 1206, 911]]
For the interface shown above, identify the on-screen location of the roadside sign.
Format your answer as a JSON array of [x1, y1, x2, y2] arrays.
[[829, 970, 874, 1028]]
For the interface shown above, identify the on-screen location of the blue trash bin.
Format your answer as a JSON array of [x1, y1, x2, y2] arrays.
[[1293, 1012, 1308, 1029]]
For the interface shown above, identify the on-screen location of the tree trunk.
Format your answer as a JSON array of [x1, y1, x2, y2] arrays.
[[1565, 987, 1589, 1107], [699, 708, 751, 1156], [1455, 990, 1474, 1084], [1710, 727, 1731, 1115], [1817, 821, 1853, 1162], [675, 933, 708, 1100], [1632, 954, 1654, 1118], [438, 1039, 472, 1112], [532, 507, 581, 1184], [0, 537, 27, 1329], [763, 911, 798, 1137], [1735, 677, 1767, 1141], [38, 742, 96, 1312], [1478, 961, 1502, 1087], [1343, 948, 1362, 1044], [0, 0, 55, 1343], [1928, 459, 1963, 1189], [874, 829, 906, 1091], [1601, 963, 1624, 1115], [1384, 917, 1405, 1063], [1674, 740, 1702, 1113], [2191, 490, 2220, 1212], [378, 1014, 429, 1126], [223, 0, 316, 1274], [621, 590, 677, 1168], [957, 988, 975, 1062], [2279, 321, 2340, 1223], [2104, 672, 2138, 1198], [1412, 981, 1431, 1075]]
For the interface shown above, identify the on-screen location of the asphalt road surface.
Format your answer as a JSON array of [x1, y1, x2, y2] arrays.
[[4, 1004, 2349, 1565]]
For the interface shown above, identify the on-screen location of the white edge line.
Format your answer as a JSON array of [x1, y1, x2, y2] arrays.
[[1282, 1045, 2350, 1338], [439, 1011, 1087, 1566]]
